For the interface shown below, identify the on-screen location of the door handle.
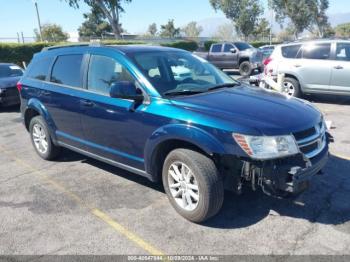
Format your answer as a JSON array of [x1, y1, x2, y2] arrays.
[[294, 64, 302, 68], [334, 65, 344, 70], [80, 99, 94, 107]]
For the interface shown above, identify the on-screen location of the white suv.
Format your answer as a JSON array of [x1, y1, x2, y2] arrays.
[[264, 39, 350, 97]]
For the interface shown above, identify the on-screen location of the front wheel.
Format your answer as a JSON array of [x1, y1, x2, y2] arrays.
[[162, 149, 224, 223]]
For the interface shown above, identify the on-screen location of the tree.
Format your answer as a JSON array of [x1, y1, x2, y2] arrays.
[[147, 23, 158, 36], [64, 0, 131, 39], [182, 21, 203, 38], [210, 0, 263, 40], [308, 0, 331, 38], [335, 23, 350, 38], [215, 23, 235, 41], [253, 18, 270, 39], [270, 0, 314, 39], [78, 6, 112, 38], [34, 23, 69, 42], [160, 19, 180, 38]]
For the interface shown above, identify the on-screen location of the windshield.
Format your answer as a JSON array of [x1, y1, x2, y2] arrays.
[[0, 64, 23, 78], [234, 42, 253, 51], [128, 51, 237, 96]]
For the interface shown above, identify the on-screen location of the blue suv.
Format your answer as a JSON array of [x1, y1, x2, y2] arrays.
[[19, 44, 330, 222]]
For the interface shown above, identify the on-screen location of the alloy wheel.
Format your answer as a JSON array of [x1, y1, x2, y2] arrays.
[[167, 161, 200, 211]]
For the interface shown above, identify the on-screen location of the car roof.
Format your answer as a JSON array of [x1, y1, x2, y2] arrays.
[[41, 44, 185, 55], [281, 39, 350, 46]]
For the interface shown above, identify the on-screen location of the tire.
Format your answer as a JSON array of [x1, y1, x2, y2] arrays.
[[239, 61, 253, 77], [283, 77, 301, 98], [29, 116, 60, 160], [162, 149, 224, 223]]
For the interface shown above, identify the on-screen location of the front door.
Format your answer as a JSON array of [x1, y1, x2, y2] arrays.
[[80, 51, 149, 170]]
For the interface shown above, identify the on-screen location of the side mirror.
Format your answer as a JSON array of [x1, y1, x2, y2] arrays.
[[110, 81, 143, 102], [230, 48, 237, 54]]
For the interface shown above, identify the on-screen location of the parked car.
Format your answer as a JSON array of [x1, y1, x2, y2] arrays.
[[0, 63, 23, 107], [259, 45, 275, 60], [264, 39, 350, 97], [194, 42, 264, 76], [19, 44, 330, 222]]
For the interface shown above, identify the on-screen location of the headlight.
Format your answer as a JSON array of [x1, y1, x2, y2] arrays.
[[233, 133, 299, 160]]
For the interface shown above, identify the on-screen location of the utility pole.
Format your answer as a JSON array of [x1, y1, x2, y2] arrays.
[[34, 0, 43, 41]]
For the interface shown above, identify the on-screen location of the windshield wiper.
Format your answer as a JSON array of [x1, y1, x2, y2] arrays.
[[163, 89, 205, 96], [207, 82, 241, 91]]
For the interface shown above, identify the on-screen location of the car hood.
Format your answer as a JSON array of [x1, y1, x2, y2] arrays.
[[170, 85, 322, 136], [0, 76, 21, 89]]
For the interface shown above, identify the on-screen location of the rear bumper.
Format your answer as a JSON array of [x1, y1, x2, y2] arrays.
[[0, 87, 20, 107]]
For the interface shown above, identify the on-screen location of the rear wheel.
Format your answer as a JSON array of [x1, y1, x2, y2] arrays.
[[239, 61, 253, 77], [282, 77, 301, 98], [162, 149, 224, 223], [29, 116, 60, 160]]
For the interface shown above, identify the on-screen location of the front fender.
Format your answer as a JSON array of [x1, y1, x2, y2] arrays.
[[144, 124, 226, 174], [25, 98, 58, 143]]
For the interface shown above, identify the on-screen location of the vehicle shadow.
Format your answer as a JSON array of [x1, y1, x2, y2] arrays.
[[306, 94, 350, 106], [55, 150, 350, 228], [0, 105, 20, 113], [204, 154, 350, 229]]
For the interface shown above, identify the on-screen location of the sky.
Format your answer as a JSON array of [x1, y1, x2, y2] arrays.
[[0, 0, 349, 39]]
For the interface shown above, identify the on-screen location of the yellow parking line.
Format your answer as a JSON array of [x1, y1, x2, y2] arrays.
[[0, 146, 165, 256]]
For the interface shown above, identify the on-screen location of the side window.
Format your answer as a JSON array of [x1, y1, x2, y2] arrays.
[[223, 44, 234, 53], [27, 57, 54, 81], [281, 45, 301, 59], [87, 55, 135, 96], [50, 55, 83, 87], [336, 43, 350, 61], [302, 43, 331, 60], [211, 44, 222, 53]]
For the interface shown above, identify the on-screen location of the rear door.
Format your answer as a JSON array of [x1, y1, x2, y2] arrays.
[[45, 53, 87, 149], [221, 43, 238, 69], [208, 44, 224, 68], [329, 42, 350, 93], [295, 42, 332, 92]]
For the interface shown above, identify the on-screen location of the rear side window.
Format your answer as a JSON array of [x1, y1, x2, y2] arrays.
[[302, 43, 331, 60], [50, 55, 83, 87], [336, 43, 350, 61], [211, 44, 222, 53], [281, 45, 301, 59], [27, 57, 53, 81], [87, 55, 135, 96]]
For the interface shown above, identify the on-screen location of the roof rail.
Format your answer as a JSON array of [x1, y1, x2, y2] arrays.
[[42, 42, 103, 51]]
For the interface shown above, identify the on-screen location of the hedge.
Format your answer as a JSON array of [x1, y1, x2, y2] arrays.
[[161, 41, 199, 51], [0, 40, 199, 66]]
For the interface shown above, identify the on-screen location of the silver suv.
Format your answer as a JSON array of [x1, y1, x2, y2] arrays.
[[264, 39, 350, 97]]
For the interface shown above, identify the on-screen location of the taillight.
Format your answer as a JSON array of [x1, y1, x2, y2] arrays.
[[263, 57, 272, 75], [263, 57, 272, 66], [17, 82, 22, 92]]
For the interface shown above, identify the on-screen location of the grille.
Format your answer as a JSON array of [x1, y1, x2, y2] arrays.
[[293, 121, 326, 159]]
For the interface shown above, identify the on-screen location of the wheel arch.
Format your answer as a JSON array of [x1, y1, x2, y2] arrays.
[[144, 124, 226, 182], [24, 98, 58, 143]]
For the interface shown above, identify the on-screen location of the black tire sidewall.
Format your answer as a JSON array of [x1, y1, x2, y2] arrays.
[[162, 149, 223, 222], [239, 61, 252, 76]]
